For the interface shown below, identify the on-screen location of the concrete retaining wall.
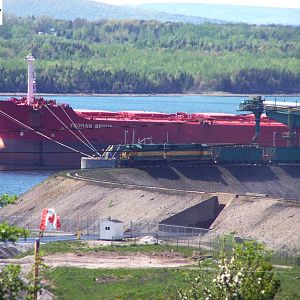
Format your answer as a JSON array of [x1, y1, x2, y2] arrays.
[[81, 157, 116, 169], [160, 196, 219, 228]]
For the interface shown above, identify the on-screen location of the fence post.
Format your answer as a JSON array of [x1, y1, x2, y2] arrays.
[[191, 228, 194, 246], [98, 219, 100, 238], [86, 218, 89, 235]]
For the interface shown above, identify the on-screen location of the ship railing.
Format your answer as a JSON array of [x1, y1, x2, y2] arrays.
[[264, 104, 300, 112], [239, 103, 261, 111]]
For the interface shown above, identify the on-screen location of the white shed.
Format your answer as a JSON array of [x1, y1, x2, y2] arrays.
[[100, 218, 124, 240]]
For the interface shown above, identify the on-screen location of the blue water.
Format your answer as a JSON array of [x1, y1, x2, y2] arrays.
[[0, 171, 53, 195], [0, 94, 298, 195], [40, 95, 299, 114]]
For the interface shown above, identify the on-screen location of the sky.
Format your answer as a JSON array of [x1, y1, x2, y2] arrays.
[[95, 0, 300, 9]]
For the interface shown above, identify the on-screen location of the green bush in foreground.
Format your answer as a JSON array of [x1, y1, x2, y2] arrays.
[[0, 222, 30, 243], [178, 240, 281, 300], [0, 259, 46, 300], [0, 194, 18, 207], [0, 265, 25, 300]]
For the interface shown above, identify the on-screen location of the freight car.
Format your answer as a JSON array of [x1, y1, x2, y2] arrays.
[[102, 143, 300, 167], [212, 145, 264, 165], [268, 147, 300, 164]]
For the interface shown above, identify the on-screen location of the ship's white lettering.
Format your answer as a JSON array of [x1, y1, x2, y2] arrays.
[[70, 123, 112, 129], [94, 124, 113, 128]]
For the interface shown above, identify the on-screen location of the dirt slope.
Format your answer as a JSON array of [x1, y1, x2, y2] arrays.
[[78, 165, 300, 200], [1, 166, 300, 251], [210, 195, 300, 252], [0, 174, 213, 226]]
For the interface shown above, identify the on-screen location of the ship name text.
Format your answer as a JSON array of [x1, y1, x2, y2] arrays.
[[70, 123, 113, 129]]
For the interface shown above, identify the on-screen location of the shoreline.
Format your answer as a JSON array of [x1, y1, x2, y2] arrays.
[[1, 92, 300, 97]]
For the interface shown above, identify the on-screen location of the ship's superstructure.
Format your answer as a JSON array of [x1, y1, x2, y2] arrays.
[[240, 96, 300, 147]]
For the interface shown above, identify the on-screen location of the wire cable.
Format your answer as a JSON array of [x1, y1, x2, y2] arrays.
[[0, 108, 93, 158]]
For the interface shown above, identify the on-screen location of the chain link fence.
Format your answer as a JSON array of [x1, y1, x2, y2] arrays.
[[1, 215, 299, 263]]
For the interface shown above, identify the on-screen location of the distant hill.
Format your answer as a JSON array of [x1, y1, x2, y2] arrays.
[[1, 16, 299, 94], [4, 0, 220, 24], [138, 3, 300, 26]]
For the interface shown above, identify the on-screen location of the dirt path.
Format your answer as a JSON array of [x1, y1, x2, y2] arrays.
[[0, 251, 193, 272]]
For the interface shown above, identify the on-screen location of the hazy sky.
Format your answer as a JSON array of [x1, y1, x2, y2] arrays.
[[95, 0, 300, 9]]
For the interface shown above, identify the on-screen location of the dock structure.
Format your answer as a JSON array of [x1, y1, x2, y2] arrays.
[[240, 96, 300, 147]]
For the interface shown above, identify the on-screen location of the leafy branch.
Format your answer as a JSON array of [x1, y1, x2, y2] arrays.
[[0, 194, 18, 207], [0, 222, 30, 243]]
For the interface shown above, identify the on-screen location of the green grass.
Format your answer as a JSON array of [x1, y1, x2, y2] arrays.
[[16, 241, 88, 258], [275, 265, 300, 300], [15, 240, 300, 299], [46, 267, 198, 300], [45, 265, 300, 300], [17, 241, 200, 258]]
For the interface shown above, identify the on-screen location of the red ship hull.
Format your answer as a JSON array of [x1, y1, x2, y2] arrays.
[[0, 97, 294, 170]]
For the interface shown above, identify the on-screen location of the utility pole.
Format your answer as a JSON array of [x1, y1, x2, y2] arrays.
[[33, 238, 40, 300]]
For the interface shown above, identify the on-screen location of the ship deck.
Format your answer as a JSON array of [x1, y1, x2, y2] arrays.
[[75, 110, 284, 126]]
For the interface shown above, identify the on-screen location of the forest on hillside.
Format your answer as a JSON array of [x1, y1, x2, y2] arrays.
[[0, 15, 299, 94]]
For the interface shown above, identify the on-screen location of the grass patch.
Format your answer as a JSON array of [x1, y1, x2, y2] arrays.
[[275, 265, 300, 299], [45, 265, 300, 300], [16, 241, 88, 258], [16, 240, 200, 258], [46, 267, 198, 300], [100, 243, 197, 257]]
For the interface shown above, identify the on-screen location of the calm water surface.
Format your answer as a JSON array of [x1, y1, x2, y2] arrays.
[[37, 95, 299, 114], [0, 94, 298, 195], [0, 171, 53, 195]]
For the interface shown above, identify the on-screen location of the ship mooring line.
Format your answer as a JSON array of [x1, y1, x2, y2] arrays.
[[60, 106, 101, 157], [44, 105, 99, 156], [0, 108, 93, 158]]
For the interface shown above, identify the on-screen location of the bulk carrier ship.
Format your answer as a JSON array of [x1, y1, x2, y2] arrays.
[[0, 55, 295, 170]]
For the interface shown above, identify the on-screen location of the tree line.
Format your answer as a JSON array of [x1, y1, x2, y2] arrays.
[[0, 15, 299, 94]]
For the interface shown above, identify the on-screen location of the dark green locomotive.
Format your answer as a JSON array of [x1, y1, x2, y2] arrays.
[[103, 143, 300, 166], [104, 143, 212, 166]]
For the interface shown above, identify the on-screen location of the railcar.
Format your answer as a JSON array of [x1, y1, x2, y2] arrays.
[[212, 145, 264, 165], [103, 143, 300, 167], [268, 147, 300, 164]]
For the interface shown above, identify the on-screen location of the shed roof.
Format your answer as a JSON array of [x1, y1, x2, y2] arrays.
[[103, 219, 123, 224]]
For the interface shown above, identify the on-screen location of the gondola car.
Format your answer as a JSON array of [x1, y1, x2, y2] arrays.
[[212, 145, 264, 165]]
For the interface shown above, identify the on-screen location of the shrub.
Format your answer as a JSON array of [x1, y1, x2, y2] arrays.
[[0, 222, 30, 243], [178, 239, 281, 299], [0, 194, 18, 207]]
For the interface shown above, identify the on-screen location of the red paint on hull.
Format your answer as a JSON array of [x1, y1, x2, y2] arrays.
[[0, 97, 294, 169]]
